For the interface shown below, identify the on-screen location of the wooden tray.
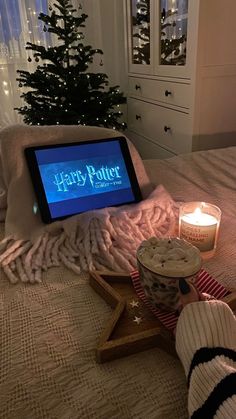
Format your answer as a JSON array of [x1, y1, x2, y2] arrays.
[[89, 271, 236, 363]]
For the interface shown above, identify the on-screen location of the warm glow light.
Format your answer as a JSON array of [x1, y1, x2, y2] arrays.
[[183, 207, 217, 227], [179, 202, 221, 258]]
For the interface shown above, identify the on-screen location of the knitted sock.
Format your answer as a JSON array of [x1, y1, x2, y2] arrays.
[[175, 300, 236, 418]]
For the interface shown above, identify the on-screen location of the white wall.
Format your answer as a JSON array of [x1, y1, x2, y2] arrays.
[[77, 0, 128, 94]]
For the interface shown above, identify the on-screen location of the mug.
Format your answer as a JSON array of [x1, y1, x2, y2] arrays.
[[136, 237, 202, 312]]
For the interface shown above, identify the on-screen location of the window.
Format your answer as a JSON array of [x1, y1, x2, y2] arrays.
[[0, 0, 48, 127], [0, 0, 49, 62]]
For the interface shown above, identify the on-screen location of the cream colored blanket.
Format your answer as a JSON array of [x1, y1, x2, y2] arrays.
[[1, 146, 236, 419], [0, 125, 177, 283]]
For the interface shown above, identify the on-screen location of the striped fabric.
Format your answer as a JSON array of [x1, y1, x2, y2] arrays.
[[130, 269, 229, 332], [175, 300, 236, 418]]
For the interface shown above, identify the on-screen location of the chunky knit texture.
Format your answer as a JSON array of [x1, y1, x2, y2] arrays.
[[0, 124, 172, 283], [176, 301, 236, 418], [0, 184, 177, 283]]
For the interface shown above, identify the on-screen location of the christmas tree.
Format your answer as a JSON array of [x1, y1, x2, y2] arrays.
[[15, 0, 126, 129]]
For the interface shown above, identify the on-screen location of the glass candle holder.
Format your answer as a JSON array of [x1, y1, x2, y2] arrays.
[[179, 202, 221, 259]]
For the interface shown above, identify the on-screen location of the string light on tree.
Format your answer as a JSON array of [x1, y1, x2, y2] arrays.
[[15, 0, 126, 129], [160, 3, 187, 65]]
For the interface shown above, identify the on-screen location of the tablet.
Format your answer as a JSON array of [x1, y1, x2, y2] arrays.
[[24, 136, 142, 223]]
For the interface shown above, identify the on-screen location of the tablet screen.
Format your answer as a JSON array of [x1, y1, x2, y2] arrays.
[[25, 137, 142, 223]]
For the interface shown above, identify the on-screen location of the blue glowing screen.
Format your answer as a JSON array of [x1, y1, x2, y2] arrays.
[[35, 140, 136, 218]]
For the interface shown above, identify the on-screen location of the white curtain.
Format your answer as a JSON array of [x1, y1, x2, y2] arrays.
[[0, 0, 49, 128], [0, 0, 127, 129]]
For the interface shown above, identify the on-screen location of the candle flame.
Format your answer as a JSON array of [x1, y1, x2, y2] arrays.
[[194, 207, 202, 217]]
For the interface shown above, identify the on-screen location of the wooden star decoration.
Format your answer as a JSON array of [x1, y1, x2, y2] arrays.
[[89, 270, 176, 363]]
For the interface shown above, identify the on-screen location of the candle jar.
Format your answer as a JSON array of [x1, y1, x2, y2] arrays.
[[179, 202, 221, 259]]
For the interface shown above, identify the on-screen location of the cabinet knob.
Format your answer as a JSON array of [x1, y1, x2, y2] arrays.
[[135, 84, 141, 90], [164, 125, 171, 132], [165, 90, 172, 97], [136, 114, 141, 120]]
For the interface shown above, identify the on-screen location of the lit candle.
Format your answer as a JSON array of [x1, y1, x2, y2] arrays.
[[179, 202, 221, 258]]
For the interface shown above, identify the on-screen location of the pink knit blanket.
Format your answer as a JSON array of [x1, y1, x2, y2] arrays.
[[0, 125, 177, 284]]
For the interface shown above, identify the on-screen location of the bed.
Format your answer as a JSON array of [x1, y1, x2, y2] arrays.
[[0, 126, 236, 419]]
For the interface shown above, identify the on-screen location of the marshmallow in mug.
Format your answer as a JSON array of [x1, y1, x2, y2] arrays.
[[137, 237, 202, 311], [137, 237, 202, 277]]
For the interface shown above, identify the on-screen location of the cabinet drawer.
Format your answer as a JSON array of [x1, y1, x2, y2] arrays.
[[126, 130, 176, 160], [128, 77, 191, 109], [127, 98, 192, 154]]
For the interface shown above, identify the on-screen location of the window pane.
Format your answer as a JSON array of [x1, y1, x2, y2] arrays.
[[0, 0, 49, 60], [131, 0, 150, 65], [160, 0, 188, 66]]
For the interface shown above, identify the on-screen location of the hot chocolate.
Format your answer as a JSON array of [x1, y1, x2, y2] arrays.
[[137, 237, 202, 312]]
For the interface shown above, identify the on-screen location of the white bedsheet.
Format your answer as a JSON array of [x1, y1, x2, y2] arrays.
[[1, 146, 236, 419]]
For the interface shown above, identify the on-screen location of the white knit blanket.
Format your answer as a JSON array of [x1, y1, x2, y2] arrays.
[[0, 124, 177, 284], [0, 185, 177, 283]]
